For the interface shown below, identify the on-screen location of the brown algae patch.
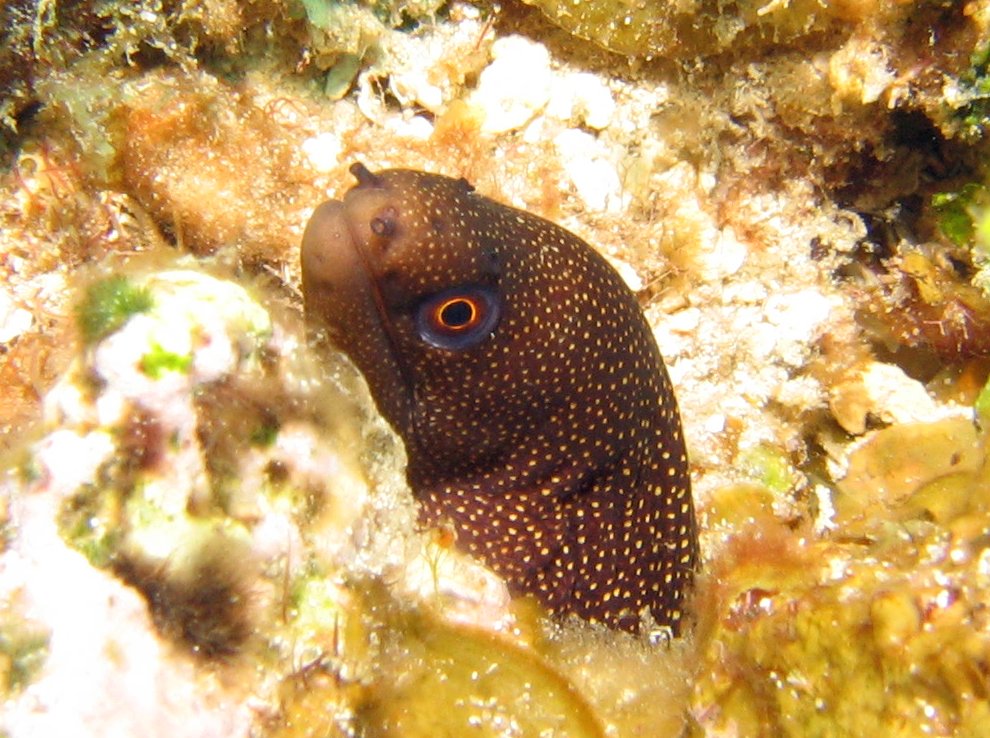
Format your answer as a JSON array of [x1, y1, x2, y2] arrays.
[[520, 0, 884, 59]]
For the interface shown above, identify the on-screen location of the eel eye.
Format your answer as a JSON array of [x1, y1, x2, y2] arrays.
[[416, 285, 501, 350], [436, 297, 477, 329]]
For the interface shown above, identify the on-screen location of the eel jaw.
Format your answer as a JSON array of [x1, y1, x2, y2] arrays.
[[300, 192, 413, 436]]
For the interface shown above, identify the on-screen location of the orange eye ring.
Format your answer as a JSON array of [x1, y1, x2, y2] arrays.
[[416, 285, 502, 350], [433, 296, 480, 331]]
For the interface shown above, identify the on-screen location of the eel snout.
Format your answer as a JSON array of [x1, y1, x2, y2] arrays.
[[300, 166, 412, 430]]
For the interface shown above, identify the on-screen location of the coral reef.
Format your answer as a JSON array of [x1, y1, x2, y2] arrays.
[[1, 258, 694, 737], [695, 413, 990, 736], [1, 0, 990, 735]]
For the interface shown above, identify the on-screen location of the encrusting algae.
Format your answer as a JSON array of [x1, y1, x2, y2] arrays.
[[2, 0, 990, 736], [519, 0, 886, 60], [695, 410, 990, 737]]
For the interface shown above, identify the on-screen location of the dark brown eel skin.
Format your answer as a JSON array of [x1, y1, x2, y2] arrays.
[[301, 163, 697, 633]]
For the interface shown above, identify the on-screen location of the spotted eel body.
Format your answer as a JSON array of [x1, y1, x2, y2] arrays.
[[301, 163, 697, 632]]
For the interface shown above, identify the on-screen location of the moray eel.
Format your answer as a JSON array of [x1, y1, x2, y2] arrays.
[[302, 163, 697, 632]]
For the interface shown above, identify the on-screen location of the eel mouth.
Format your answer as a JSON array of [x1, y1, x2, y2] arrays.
[[300, 164, 413, 433], [300, 164, 390, 302]]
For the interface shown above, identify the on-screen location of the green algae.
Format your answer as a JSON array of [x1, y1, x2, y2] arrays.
[[322, 52, 363, 99], [76, 275, 154, 345], [954, 43, 990, 141], [249, 421, 280, 447], [301, 0, 389, 69], [933, 183, 990, 248], [301, 0, 446, 31], [58, 481, 124, 568], [976, 376, 990, 420], [300, 0, 447, 85], [0, 606, 49, 696], [932, 178, 990, 298], [736, 444, 800, 496], [140, 342, 193, 378]]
